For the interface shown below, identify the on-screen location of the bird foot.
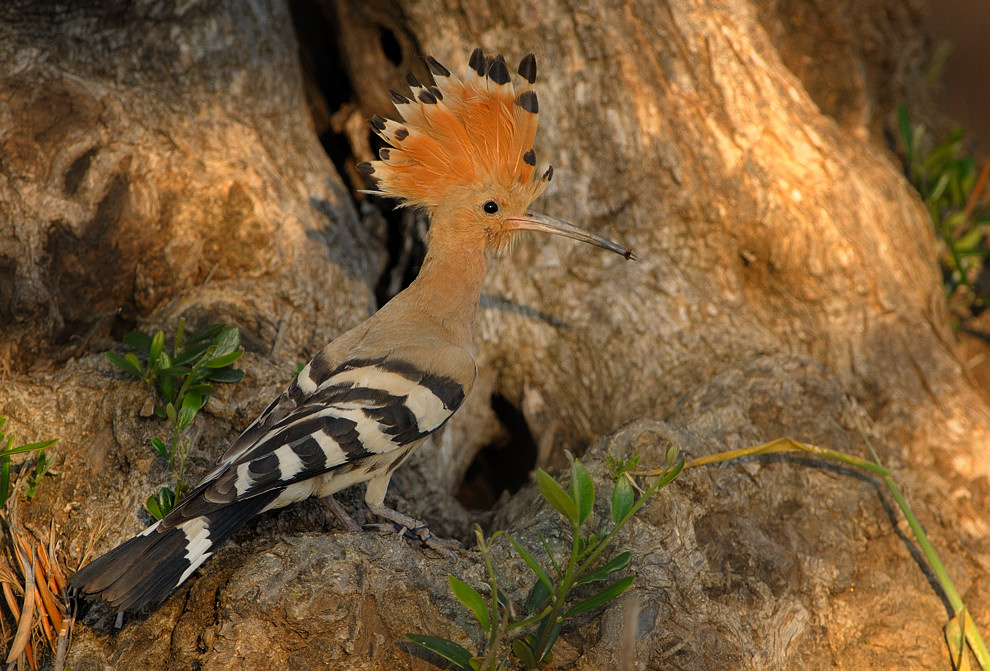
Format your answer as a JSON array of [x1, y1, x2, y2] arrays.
[[367, 504, 460, 559]]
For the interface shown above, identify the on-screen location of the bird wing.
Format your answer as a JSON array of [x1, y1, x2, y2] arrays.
[[165, 353, 470, 524]]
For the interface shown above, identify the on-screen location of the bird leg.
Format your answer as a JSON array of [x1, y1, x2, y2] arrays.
[[320, 495, 362, 532], [367, 503, 460, 558]]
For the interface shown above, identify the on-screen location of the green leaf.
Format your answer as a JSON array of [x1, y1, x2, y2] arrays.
[[177, 405, 197, 431], [575, 551, 632, 585], [146, 486, 176, 520], [611, 475, 634, 524], [122, 329, 153, 354], [562, 575, 635, 618], [174, 318, 186, 352], [153, 350, 173, 376], [0, 435, 11, 509], [181, 391, 205, 413], [404, 634, 475, 670], [149, 331, 165, 366], [536, 468, 579, 526], [538, 532, 560, 574], [205, 350, 242, 369], [186, 323, 227, 345], [448, 575, 490, 633], [172, 348, 206, 367], [145, 495, 162, 520], [512, 638, 537, 669], [530, 623, 561, 663], [0, 438, 58, 458], [105, 351, 144, 378], [158, 486, 176, 514], [956, 226, 984, 252], [125, 352, 145, 374], [207, 367, 245, 384], [23, 449, 51, 499], [525, 579, 551, 615], [159, 371, 175, 403], [186, 383, 217, 397], [150, 437, 170, 460], [508, 535, 553, 593], [569, 459, 595, 527], [492, 581, 509, 609], [202, 327, 241, 367]]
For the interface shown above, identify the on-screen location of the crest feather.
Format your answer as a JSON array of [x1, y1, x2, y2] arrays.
[[361, 49, 548, 209]]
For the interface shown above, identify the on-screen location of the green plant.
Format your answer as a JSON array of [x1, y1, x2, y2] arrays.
[[0, 416, 57, 510], [407, 449, 683, 670], [22, 448, 53, 500], [898, 103, 990, 317], [106, 320, 244, 519]]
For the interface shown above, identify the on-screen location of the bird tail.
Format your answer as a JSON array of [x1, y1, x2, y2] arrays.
[[69, 491, 278, 613]]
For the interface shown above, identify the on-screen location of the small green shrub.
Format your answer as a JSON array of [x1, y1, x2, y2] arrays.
[[0, 416, 57, 509], [106, 320, 244, 518], [408, 448, 682, 670], [898, 103, 990, 318]]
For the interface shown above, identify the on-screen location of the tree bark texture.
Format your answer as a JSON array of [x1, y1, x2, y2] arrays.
[[1, 0, 987, 669]]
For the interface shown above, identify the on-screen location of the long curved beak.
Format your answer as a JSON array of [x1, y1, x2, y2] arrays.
[[506, 211, 636, 260]]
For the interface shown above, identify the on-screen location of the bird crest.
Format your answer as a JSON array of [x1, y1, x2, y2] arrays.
[[358, 48, 551, 210]]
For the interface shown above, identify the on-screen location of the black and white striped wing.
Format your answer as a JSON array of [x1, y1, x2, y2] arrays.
[[197, 355, 468, 505]]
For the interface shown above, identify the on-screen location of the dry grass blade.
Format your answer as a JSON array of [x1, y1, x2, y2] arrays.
[[34, 543, 63, 633], [34, 565, 57, 647], [2, 581, 20, 619], [46, 520, 67, 593], [5, 543, 35, 664], [2, 508, 69, 669]]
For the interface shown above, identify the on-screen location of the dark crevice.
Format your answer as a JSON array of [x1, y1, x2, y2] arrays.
[[287, 0, 425, 306], [455, 394, 539, 510], [379, 26, 402, 65], [288, 0, 353, 184]]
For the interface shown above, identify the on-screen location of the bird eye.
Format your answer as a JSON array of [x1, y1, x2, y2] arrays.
[[482, 200, 499, 214]]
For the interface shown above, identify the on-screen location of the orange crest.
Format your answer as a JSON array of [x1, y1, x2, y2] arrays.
[[358, 49, 551, 209]]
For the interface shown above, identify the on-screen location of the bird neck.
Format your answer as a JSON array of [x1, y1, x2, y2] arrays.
[[400, 241, 488, 348]]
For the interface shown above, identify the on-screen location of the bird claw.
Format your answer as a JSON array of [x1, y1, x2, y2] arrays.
[[367, 504, 460, 559]]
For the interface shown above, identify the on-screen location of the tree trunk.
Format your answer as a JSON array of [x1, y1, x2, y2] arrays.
[[1, 0, 986, 669]]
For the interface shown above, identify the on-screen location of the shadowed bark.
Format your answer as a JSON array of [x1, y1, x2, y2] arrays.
[[1, 0, 987, 669]]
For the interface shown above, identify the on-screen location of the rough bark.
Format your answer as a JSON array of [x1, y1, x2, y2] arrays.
[[1, 0, 987, 669]]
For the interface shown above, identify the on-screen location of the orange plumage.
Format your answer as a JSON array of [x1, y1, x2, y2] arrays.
[[360, 49, 549, 212]]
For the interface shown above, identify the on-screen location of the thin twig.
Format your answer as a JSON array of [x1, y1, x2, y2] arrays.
[[53, 620, 69, 671]]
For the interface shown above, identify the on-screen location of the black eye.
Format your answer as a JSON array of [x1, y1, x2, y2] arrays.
[[483, 200, 499, 214]]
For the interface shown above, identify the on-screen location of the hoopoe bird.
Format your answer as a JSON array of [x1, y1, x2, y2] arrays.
[[69, 48, 634, 613]]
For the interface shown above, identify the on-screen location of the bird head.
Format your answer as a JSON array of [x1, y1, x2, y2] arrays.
[[358, 48, 634, 261]]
